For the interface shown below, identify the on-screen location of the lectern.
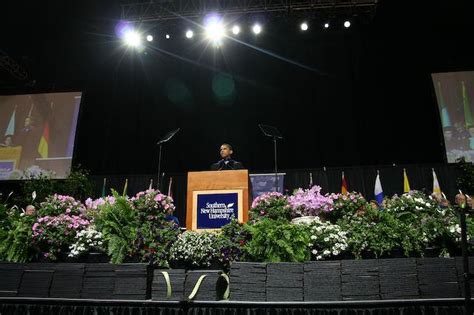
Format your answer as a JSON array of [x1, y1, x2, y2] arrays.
[[186, 170, 250, 231]]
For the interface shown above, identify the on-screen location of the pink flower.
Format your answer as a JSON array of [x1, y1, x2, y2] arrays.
[[66, 208, 71, 213], [155, 194, 163, 202]]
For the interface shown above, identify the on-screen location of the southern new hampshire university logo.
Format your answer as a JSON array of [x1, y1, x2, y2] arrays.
[[196, 192, 239, 229]]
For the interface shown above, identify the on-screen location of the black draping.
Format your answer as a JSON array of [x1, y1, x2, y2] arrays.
[[0, 299, 466, 315]]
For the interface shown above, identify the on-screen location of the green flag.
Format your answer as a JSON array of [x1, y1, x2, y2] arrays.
[[462, 81, 473, 128], [437, 82, 451, 128]]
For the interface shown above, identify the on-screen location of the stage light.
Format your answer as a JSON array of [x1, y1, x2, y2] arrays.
[[166, 34, 170, 39], [205, 18, 225, 44], [300, 22, 308, 31], [123, 29, 141, 47], [252, 24, 262, 35], [146, 34, 153, 42], [186, 30, 194, 39], [344, 20, 351, 28], [232, 25, 241, 35], [324, 23, 330, 29]]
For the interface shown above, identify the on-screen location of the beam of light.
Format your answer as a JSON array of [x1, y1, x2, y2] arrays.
[[146, 34, 153, 42], [324, 23, 330, 29], [344, 20, 351, 28], [166, 34, 170, 39], [123, 29, 142, 47], [186, 30, 194, 38], [300, 22, 308, 31], [252, 24, 262, 35], [204, 15, 225, 46], [227, 36, 326, 75], [232, 25, 240, 35]]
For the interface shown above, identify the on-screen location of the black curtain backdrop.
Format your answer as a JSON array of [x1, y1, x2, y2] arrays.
[[88, 163, 459, 226]]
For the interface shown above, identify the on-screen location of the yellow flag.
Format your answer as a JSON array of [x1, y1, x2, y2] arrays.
[[432, 168, 441, 196], [403, 169, 411, 193]]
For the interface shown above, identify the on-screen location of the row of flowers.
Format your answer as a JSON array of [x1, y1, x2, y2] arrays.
[[0, 185, 471, 268]]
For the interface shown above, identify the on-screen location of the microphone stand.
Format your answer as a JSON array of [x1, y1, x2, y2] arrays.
[[156, 128, 180, 190]]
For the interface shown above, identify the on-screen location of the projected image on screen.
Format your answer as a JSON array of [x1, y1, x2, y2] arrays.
[[432, 71, 474, 163], [0, 92, 81, 180]]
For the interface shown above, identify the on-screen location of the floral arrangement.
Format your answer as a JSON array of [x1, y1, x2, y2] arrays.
[[249, 192, 291, 221], [32, 196, 91, 261], [130, 189, 176, 218], [326, 192, 368, 222], [385, 191, 463, 256], [218, 219, 252, 266], [288, 185, 334, 217], [85, 196, 116, 210], [169, 231, 220, 267], [68, 227, 104, 258], [298, 217, 348, 260], [37, 194, 87, 217]]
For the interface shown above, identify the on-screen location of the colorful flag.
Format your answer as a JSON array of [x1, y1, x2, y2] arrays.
[[437, 82, 451, 128], [432, 168, 441, 196], [4, 106, 16, 137], [462, 81, 473, 128], [374, 171, 384, 206], [37, 119, 49, 158], [341, 171, 348, 195], [403, 168, 411, 193]]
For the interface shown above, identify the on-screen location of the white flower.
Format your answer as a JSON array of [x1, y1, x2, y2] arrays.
[[312, 249, 318, 255], [311, 235, 317, 240]]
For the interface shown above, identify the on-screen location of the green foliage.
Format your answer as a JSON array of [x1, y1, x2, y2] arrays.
[[218, 219, 252, 266], [14, 167, 94, 207], [93, 191, 138, 263], [456, 157, 474, 195], [340, 208, 424, 259], [0, 207, 35, 262], [245, 218, 311, 262]]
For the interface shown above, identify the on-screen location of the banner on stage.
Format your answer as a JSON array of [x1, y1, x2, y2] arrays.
[[250, 173, 286, 197], [192, 189, 243, 230]]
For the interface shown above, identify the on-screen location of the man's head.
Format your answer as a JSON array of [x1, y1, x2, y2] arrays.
[[4, 136, 12, 146], [220, 143, 233, 159], [443, 127, 453, 141], [25, 117, 32, 127]]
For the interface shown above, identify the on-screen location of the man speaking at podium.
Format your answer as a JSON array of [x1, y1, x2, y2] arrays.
[[210, 143, 245, 171]]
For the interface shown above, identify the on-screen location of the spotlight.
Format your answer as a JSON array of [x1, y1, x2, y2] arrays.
[[186, 30, 194, 39], [165, 34, 170, 39], [324, 22, 330, 29], [146, 34, 153, 42], [300, 22, 308, 31], [123, 29, 141, 47], [232, 25, 240, 35], [344, 20, 351, 28], [205, 18, 225, 44], [252, 24, 262, 35]]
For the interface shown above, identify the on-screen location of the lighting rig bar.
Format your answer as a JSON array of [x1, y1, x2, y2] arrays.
[[121, 0, 377, 22]]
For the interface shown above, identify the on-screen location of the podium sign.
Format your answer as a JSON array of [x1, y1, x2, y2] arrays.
[[186, 170, 249, 231], [194, 190, 243, 229]]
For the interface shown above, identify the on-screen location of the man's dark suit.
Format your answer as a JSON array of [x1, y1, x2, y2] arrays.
[[210, 159, 245, 171]]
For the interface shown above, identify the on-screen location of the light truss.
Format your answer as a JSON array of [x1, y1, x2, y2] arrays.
[[121, 0, 378, 22]]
